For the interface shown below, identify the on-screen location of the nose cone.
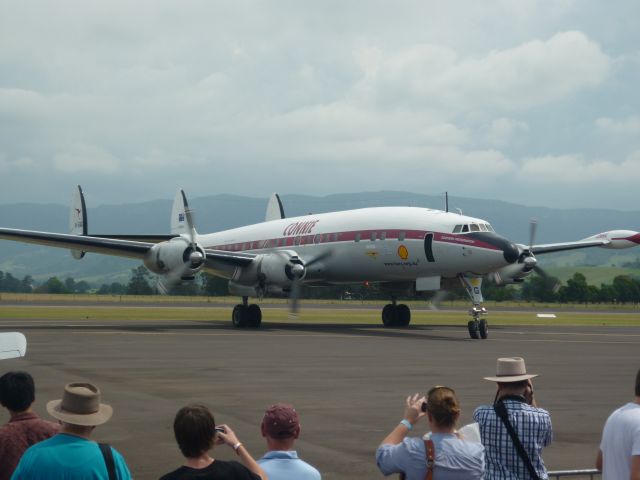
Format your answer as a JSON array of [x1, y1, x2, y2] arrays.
[[503, 241, 520, 263]]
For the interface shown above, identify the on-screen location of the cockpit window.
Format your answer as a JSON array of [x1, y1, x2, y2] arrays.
[[470, 224, 480, 232], [485, 224, 494, 232], [453, 225, 462, 233], [479, 224, 488, 232], [461, 224, 469, 233]]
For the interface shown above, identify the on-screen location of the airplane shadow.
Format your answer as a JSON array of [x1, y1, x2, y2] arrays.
[[7, 320, 508, 343]]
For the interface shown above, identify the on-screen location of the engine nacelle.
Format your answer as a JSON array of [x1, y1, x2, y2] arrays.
[[490, 262, 534, 286], [584, 230, 640, 249], [231, 250, 302, 294], [143, 237, 205, 280]]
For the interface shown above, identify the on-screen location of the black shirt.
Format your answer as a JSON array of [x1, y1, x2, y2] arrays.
[[159, 460, 260, 480]]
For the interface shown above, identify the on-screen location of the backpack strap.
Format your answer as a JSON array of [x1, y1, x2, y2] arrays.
[[98, 443, 117, 480], [493, 401, 540, 480], [423, 439, 435, 480], [398, 438, 435, 480]]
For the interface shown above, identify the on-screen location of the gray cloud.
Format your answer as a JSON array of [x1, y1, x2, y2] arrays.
[[0, 0, 638, 209]]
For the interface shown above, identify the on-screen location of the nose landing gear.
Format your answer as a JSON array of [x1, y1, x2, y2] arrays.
[[460, 275, 489, 340], [467, 306, 488, 339]]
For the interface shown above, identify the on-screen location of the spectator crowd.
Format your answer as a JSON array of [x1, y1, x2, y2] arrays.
[[1, 359, 638, 479]]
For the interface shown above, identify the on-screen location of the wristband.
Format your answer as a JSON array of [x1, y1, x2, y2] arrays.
[[232, 442, 243, 454], [400, 419, 413, 431]]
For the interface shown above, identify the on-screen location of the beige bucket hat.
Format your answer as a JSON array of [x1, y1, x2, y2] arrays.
[[46, 382, 113, 426], [484, 357, 539, 382]]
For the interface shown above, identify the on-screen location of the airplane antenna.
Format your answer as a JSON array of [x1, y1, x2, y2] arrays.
[[445, 192, 449, 213]]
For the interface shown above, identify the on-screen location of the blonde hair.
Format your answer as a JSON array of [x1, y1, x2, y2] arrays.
[[426, 386, 460, 428]]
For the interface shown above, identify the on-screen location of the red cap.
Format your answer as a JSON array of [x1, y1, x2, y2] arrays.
[[262, 403, 300, 439]]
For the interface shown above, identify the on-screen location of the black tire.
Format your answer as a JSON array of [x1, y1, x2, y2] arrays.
[[382, 304, 397, 327], [479, 319, 488, 339], [397, 304, 411, 327], [247, 304, 262, 328], [232, 305, 248, 328], [468, 320, 479, 339]]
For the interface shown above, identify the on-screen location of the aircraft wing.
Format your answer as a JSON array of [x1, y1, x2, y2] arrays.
[[531, 239, 609, 255], [0, 227, 152, 259], [203, 248, 256, 267], [0, 227, 256, 266]]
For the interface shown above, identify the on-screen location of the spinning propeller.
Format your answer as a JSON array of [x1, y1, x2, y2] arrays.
[[288, 249, 333, 317], [156, 206, 205, 294]]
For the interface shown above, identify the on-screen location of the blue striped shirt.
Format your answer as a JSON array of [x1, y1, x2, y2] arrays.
[[473, 399, 552, 479]]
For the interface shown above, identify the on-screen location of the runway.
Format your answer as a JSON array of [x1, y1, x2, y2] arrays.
[[1, 313, 638, 479]]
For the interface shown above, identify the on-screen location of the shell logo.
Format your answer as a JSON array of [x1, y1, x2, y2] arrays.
[[397, 245, 409, 260]]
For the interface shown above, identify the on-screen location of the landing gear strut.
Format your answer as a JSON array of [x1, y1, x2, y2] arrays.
[[460, 275, 489, 340], [381, 297, 411, 327], [232, 296, 262, 328]]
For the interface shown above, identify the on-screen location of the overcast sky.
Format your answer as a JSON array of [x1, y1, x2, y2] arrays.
[[1, 0, 639, 210]]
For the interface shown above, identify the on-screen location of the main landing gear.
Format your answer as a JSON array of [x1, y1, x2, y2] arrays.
[[232, 296, 262, 328], [381, 298, 411, 327], [460, 275, 489, 340]]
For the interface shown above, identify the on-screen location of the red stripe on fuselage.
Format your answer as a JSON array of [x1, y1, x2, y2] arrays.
[[206, 229, 502, 253]]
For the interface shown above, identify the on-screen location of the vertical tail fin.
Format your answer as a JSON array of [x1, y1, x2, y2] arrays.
[[69, 185, 87, 259], [265, 193, 286, 221]]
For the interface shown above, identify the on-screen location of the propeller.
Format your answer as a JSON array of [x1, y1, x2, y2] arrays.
[[184, 207, 205, 269], [520, 218, 539, 273], [157, 206, 205, 295], [428, 289, 449, 310], [521, 218, 561, 291], [288, 249, 333, 317]]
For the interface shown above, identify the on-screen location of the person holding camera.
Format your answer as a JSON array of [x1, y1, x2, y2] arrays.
[[159, 404, 267, 480], [473, 357, 553, 480], [376, 386, 485, 479]]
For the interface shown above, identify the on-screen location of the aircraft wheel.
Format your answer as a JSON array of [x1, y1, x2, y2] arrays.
[[382, 304, 397, 327], [467, 320, 479, 339], [232, 305, 248, 328], [397, 304, 411, 327], [479, 319, 488, 339], [247, 304, 262, 328]]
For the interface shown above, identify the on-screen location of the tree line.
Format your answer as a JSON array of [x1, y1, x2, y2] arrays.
[[1, 267, 639, 304]]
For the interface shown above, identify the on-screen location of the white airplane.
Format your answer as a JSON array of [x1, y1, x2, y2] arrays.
[[1, 186, 638, 339]]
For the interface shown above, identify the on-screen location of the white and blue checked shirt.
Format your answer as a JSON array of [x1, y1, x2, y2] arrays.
[[473, 398, 553, 479]]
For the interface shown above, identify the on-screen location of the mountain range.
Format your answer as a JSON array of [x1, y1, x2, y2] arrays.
[[1, 191, 638, 285]]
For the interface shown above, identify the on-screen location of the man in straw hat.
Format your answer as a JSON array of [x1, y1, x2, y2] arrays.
[[473, 357, 552, 479], [11, 382, 131, 479]]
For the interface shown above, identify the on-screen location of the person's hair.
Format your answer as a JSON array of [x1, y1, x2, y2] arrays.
[[426, 386, 460, 428], [173, 404, 216, 458], [497, 380, 529, 389], [635, 368, 640, 397], [0, 371, 35, 412]]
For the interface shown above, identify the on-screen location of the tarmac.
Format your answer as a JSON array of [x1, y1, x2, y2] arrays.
[[1, 310, 639, 479]]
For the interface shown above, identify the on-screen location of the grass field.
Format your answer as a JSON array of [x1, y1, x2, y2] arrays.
[[0, 294, 638, 326], [546, 265, 640, 284]]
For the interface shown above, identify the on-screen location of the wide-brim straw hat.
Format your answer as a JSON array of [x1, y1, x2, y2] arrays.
[[483, 357, 539, 383], [47, 382, 113, 426]]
